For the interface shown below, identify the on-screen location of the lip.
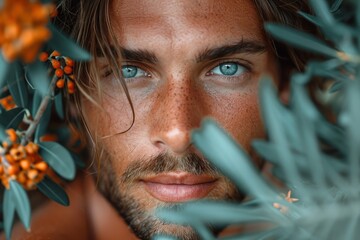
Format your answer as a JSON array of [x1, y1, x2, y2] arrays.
[[141, 172, 217, 202]]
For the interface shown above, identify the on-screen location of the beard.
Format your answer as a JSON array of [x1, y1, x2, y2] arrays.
[[92, 150, 244, 240]]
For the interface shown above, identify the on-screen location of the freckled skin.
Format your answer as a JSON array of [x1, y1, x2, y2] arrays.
[[80, 0, 283, 239]]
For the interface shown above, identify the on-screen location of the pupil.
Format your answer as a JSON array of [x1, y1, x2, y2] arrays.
[[122, 66, 137, 78], [220, 63, 238, 75]]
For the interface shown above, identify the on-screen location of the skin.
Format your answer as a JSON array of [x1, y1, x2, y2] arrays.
[[5, 0, 284, 239]]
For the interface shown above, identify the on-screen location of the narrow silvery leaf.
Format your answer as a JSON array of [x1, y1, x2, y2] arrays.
[[192, 118, 278, 202], [265, 23, 338, 58], [3, 189, 15, 240], [7, 63, 28, 108], [39, 141, 76, 180], [0, 107, 25, 129], [34, 101, 52, 143], [10, 180, 31, 230], [37, 176, 70, 206], [55, 92, 64, 119], [0, 54, 9, 88], [27, 60, 50, 97], [153, 235, 179, 240], [48, 24, 92, 61], [309, 0, 335, 25]]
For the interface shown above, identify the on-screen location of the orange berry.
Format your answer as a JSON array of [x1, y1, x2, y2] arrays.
[[51, 50, 61, 57], [64, 66, 73, 74], [39, 52, 49, 62], [20, 159, 31, 170], [26, 142, 39, 153], [21, 45, 40, 63], [27, 169, 38, 180], [20, 29, 36, 49], [67, 80, 75, 93], [65, 57, 74, 67], [51, 59, 61, 69], [5, 22, 21, 40], [17, 171, 27, 184], [35, 26, 51, 41], [2, 43, 18, 62], [34, 161, 48, 172], [0, 165, 4, 175], [55, 69, 64, 78], [2, 141, 9, 148], [56, 79, 65, 88], [2, 178, 9, 189], [7, 165, 20, 175], [48, 5, 58, 18], [10, 146, 26, 160], [6, 129, 17, 143], [5, 154, 15, 164]]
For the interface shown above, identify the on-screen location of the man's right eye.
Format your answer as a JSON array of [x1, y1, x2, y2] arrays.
[[122, 65, 147, 79]]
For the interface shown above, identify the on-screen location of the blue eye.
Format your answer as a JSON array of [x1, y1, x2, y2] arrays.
[[210, 62, 245, 76], [121, 65, 147, 78]]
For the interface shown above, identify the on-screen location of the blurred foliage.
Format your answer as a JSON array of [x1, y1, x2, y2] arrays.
[[155, 0, 360, 239], [0, 0, 90, 239]]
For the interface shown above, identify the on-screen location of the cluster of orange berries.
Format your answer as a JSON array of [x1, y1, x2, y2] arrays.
[[39, 50, 76, 94], [0, 129, 48, 190], [0, 0, 56, 63]]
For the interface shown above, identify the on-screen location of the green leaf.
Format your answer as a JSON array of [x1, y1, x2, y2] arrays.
[[55, 92, 64, 119], [34, 101, 52, 143], [309, 0, 335, 25], [191, 118, 278, 202], [265, 23, 339, 58], [0, 54, 9, 88], [7, 63, 28, 108], [37, 176, 70, 206], [3, 189, 15, 240], [153, 235, 179, 240], [10, 180, 31, 230], [72, 152, 86, 169], [31, 90, 42, 117], [26, 60, 50, 97], [48, 24, 92, 61], [0, 107, 26, 129], [39, 141, 76, 180], [0, 124, 8, 142]]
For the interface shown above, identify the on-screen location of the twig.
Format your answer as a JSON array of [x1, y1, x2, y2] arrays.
[[21, 75, 57, 145]]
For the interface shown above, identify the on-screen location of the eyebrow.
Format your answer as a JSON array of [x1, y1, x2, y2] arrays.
[[120, 47, 159, 64], [105, 39, 266, 64], [196, 40, 267, 63]]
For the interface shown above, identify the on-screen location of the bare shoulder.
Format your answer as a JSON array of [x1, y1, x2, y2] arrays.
[[2, 173, 92, 240]]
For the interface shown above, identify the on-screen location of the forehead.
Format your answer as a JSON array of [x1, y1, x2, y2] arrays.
[[110, 0, 265, 48]]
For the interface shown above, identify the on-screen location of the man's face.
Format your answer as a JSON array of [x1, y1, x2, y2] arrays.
[[82, 0, 279, 239]]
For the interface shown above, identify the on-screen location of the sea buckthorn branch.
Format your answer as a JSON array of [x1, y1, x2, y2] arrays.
[[21, 74, 58, 146]]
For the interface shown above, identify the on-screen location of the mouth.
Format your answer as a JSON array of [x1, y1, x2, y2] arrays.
[[140, 172, 218, 202]]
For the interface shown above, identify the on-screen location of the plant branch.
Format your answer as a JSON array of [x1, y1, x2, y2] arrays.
[[22, 75, 57, 145]]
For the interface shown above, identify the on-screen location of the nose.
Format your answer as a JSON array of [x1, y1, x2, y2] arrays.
[[149, 77, 203, 155]]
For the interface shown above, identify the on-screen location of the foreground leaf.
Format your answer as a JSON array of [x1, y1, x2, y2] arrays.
[[37, 176, 70, 206], [3, 189, 15, 240], [265, 23, 338, 58], [0, 107, 26, 129], [26, 60, 50, 97], [48, 24, 92, 61], [39, 141, 76, 180], [7, 63, 28, 108], [10, 180, 31, 230]]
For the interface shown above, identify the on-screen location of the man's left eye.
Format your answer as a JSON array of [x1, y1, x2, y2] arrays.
[[209, 62, 246, 76], [122, 65, 147, 78]]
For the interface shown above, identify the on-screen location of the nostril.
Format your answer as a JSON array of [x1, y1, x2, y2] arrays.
[[151, 127, 192, 154]]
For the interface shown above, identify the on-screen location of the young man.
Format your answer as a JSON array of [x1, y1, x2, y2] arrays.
[[9, 0, 313, 239]]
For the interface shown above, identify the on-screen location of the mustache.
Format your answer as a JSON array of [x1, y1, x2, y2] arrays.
[[121, 152, 221, 184]]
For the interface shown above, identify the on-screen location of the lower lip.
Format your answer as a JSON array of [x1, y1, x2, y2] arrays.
[[142, 181, 217, 202]]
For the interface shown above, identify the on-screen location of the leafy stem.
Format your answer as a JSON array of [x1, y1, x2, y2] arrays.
[[21, 75, 58, 145]]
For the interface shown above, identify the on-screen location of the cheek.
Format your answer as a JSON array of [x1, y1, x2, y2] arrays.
[[207, 87, 264, 151]]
